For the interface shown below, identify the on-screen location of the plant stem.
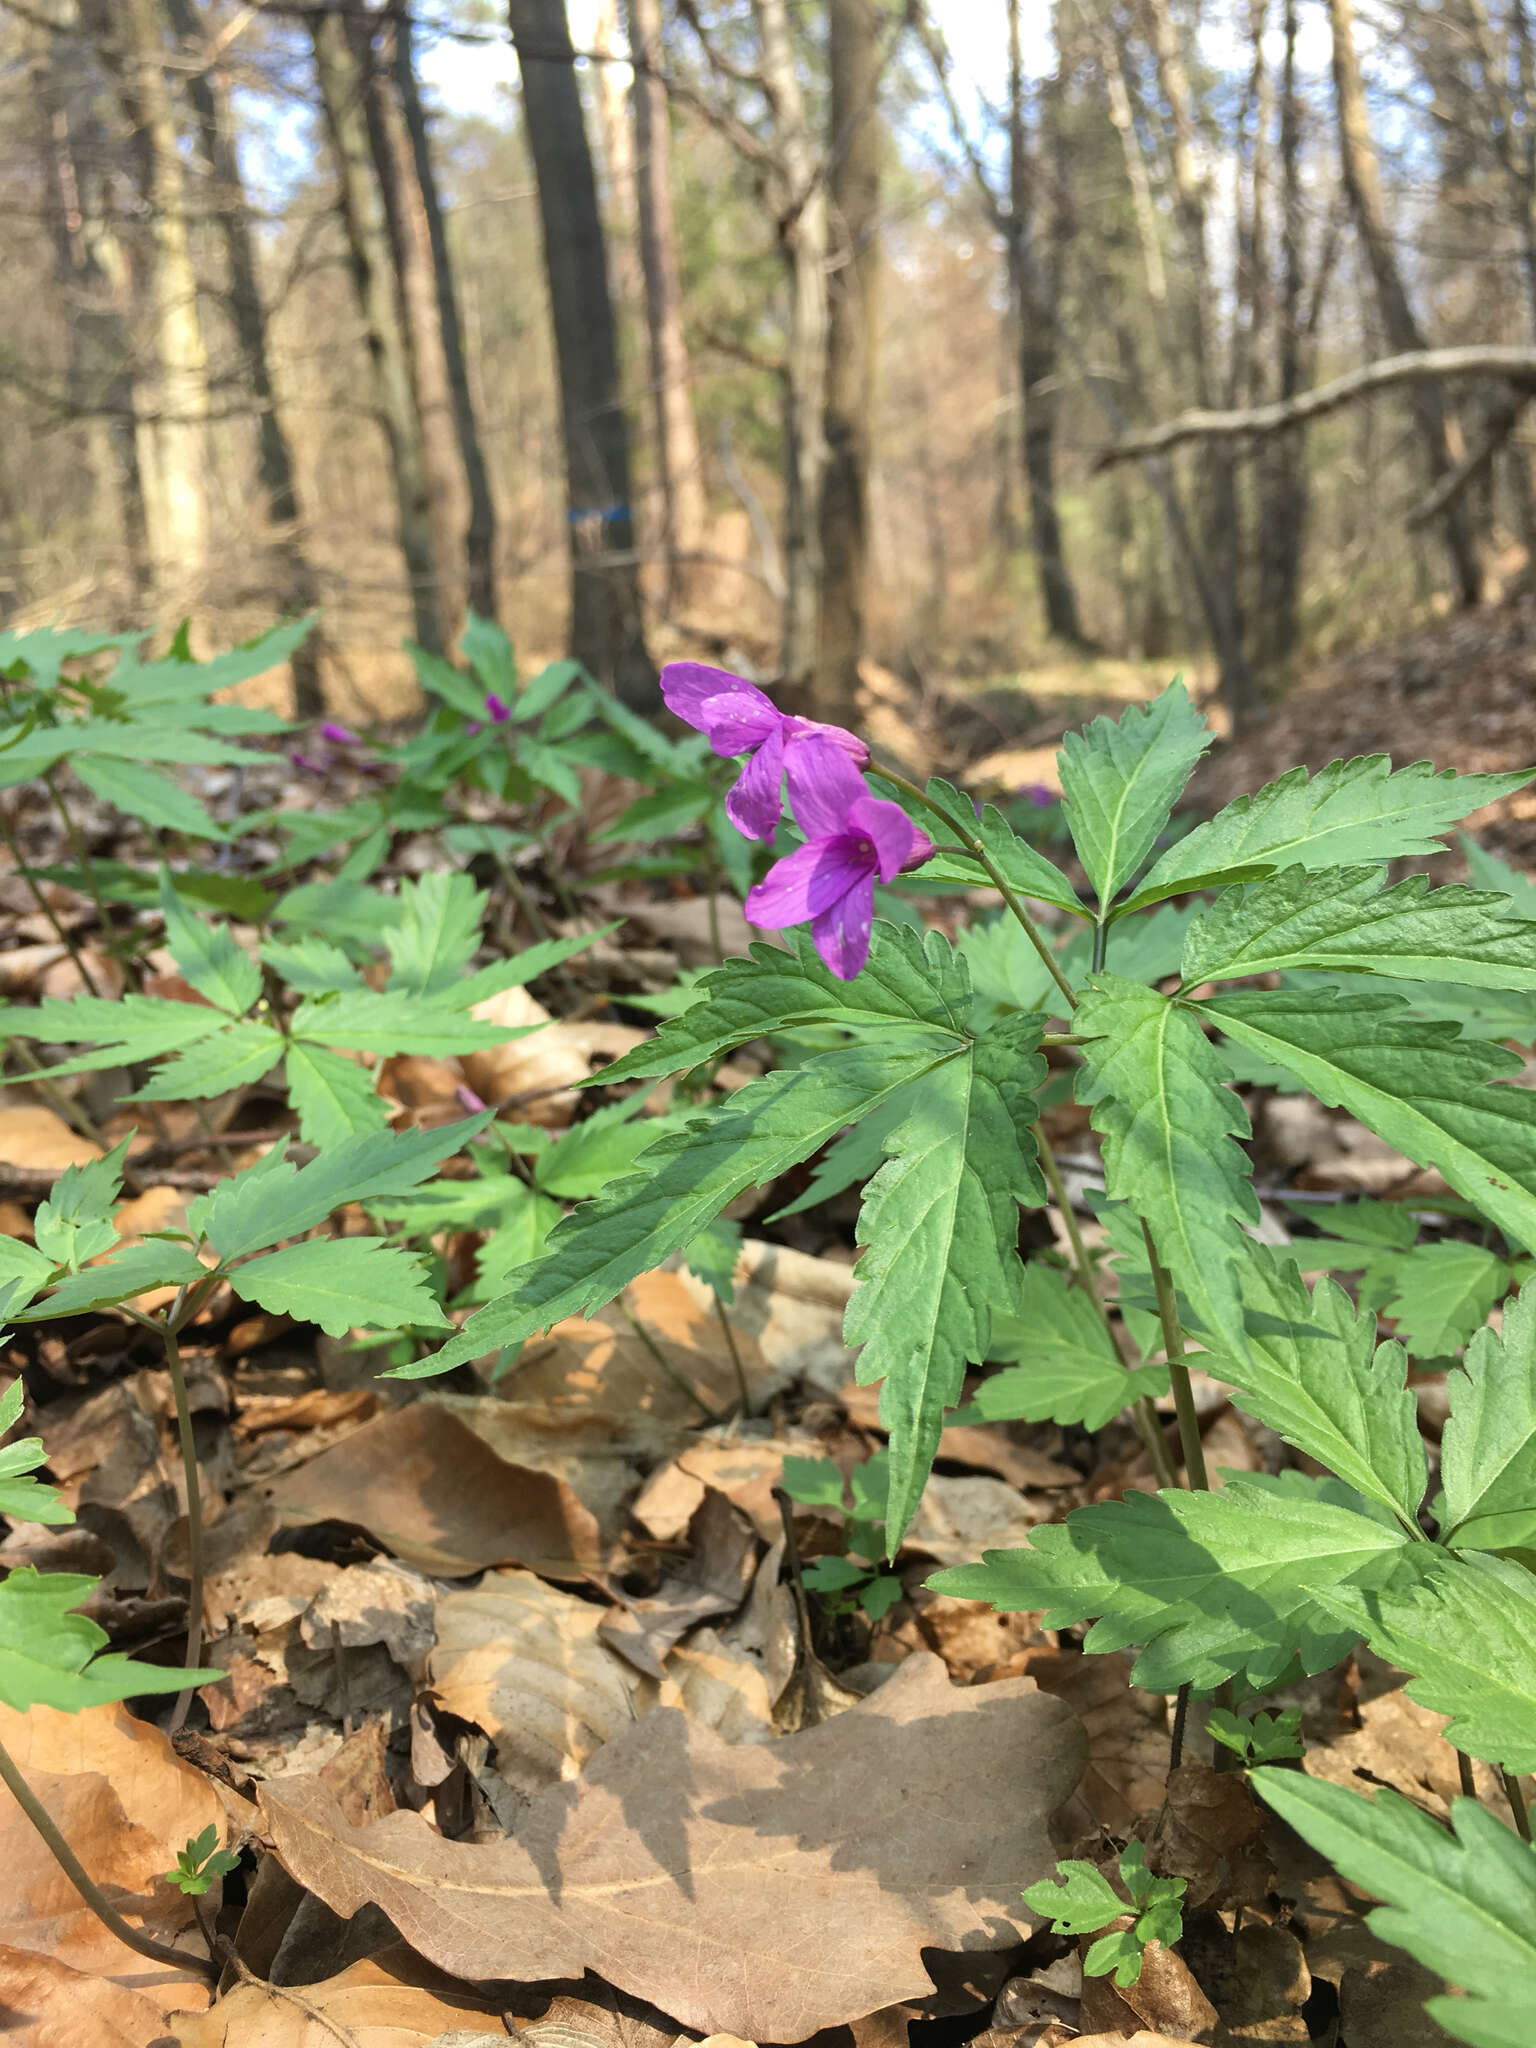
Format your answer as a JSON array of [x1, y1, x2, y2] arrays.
[[774, 1486, 826, 1726], [1142, 1219, 1210, 1492], [871, 762, 1078, 1011], [0, 1732, 219, 1989], [1092, 919, 1109, 973], [1503, 1770, 1532, 1842], [616, 1296, 724, 1425], [713, 1294, 752, 1417], [0, 799, 105, 998], [44, 768, 134, 979], [1458, 1749, 1478, 1799], [1168, 1682, 1191, 1770], [160, 1317, 208, 1733]]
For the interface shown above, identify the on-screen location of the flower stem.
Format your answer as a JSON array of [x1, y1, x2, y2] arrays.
[[0, 1732, 219, 1989], [1141, 1218, 1209, 1492], [870, 762, 1078, 1011], [1503, 1770, 1532, 1842], [713, 1294, 752, 1417]]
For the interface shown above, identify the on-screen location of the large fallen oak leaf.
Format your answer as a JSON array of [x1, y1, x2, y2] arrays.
[[257, 1651, 1085, 2041]]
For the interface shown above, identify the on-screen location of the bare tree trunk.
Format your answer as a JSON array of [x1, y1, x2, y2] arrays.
[[626, 0, 708, 607], [508, 0, 654, 705], [164, 0, 324, 714], [1257, 0, 1310, 666], [815, 0, 882, 727], [392, 3, 500, 625], [753, 0, 829, 691], [1326, 0, 1482, 604], [311, 6, 443, 657], [84, 0, 211, 599], [1010, 0, 1086, 648]]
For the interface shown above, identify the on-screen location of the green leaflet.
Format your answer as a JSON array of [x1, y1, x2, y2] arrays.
[[968, 1261, 1169, 1431], [767, 1087, 914, 1218], [597, 924, 975, 1086], [159, 871, 261, 1014], [1182, 867, 1536, 991], [289, 988, 529, 1056], [1441, 1279, 1536, 1551], [1058, 679, 1212, 907], [932, 1471, 1417, 1692], [1464, 833, 1536, 919], [1121, 756, 1535, 915], [130, 1020, 284, 1100], [535, 1096, 681, 1200], [260, 935, 366, 994], [1198, 987, 1536, 1254], [284, 1042, 391, 1148], [847, 1014, 1048, 1545], [450, 925, 615, 1012], [32, 1137, 132, 1272], [1075, 974, 1257, 1361], [1250, 1771, 1536, 2048], [384, 871, 486, 996], [0, 992, 226, 1075], [682, 1214, 744, 1302], [906, 779, 1087, 917], [398, 1040, 956, 1380], [15, 1240, 209, 1319], [1202, 1242, 1427, 1528], [227, 1237, 448, 1337], [75, 756, 225, 841], [1311, 1552, 1536, 1772], [0, 1379, 72, 1526], [1373, 1240, 1510, 1358], [0, 1567, 222, 1713]]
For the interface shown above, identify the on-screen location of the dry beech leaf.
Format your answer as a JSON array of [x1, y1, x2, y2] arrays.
[[902, 1475, 1057, 1569], [0, 1104, 101, 1173], [268, 1402, 607, 1579], [1144, 1761, 1271, 1913], [462, 986, 644, 1125], [258, 1651, 1086, 2040], [655, 1239, 858, 1394], [1010, 1649, 1170, 1836], [838, 1383, 1078, 1493], [167, 1949, 505, 2047], [0, 1701, 222, 2014], [1303, 1684, 1513, 1823], [0, 1943, 182, 2048]]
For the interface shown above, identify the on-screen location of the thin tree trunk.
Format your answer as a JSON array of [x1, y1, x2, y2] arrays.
[[753, 0, 829, 691], [311, 7, 443, 657], [164, 0, 324, 714], [392, 1, 499, 623], [508, 0, 653, 705], [816, 0, 882, 727], [84, 0, 211, 598], [626, 0, 708, 607], [1326, 0, 1482, 604], [1257, 0, 1309, 666]]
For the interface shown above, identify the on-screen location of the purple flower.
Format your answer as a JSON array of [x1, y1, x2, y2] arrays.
[[287, 749, 324, 775], [659, 661, 868, 842], [320, 722, 360, 746], [455, 1084, 488, 1114], [1020, 782, 1056, 808], [744, 745, 934, 979], [485, 692, 512, 725]]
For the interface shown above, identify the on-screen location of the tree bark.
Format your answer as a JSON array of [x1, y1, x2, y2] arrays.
[[84, 0, 211, 598], [626, 0, 708, 607], [1256, 0, 1310, 667], [815, 0, 882, 727], [508, 0, 654, 706], [311, 6, 443, 657], [1326, 0, 1483, 605], [164, 0, 325, 715]]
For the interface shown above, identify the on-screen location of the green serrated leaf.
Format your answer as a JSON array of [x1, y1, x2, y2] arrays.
[[0, 1567, 222, 1712], [1442, 1279, 1536, 1552], [767, 1090, 914, 1219], [1201, 1243, 1427, 1528], [262, 935, 366, 993], [682, 1214, 743, 1302], [0, 1379, 72, 1525], [15, 1240, 209, 1319], [384, 871, 486, 997], [908, 788, 1087, 918], [932, 1471, 1417, 1692], [449, 924, 613, 1013], [850, 1015, 1047, 1545], [780, 1454, 848, 1509], [596, 925, 975, 1086], [284, 1042, 390, 1149], [1022, 1860, 1126, 1936], [1377, 1240, 1510, 1358], [1075, 975, 1256, 1361], [0, 993, 226, 1076], [1122, 757, 1535, 915], [74, 756, 225, 840], [1183, 867, 1536, 991], [227, 1237, 448, 1336], [396, 1040, 953, 1381], [1250, 1770, 1536, 2048], [1059, 679, 1213, 907], [972, 1261, 1168, 1430], [534, 1096, 672, 1200], [128, 1021, 283, 1102], [32, 1137, 132, 1272], [1200, 987, 1536, 1255], [471, 1185, 563, 1297], [157, 871, 261, 1014], [289, 987, 527, 1057], [1463, 834, 1536, 918]]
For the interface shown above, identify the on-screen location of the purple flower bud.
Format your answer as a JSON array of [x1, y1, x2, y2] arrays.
[[484, 693, 512, 724], [287, 749, 323, 775], [320, 722, 359, 746], [455, 1084, 488, 1114]]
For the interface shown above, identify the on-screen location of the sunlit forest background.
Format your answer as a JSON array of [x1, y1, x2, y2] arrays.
[[3, 0, 1533, 741]]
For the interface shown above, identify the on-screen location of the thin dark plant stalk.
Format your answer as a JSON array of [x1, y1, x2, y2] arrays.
[[1168, 1682, 1191, 1770], [713, 1293, 752, 1416], [0, 1732, 219, 1989], [1459, 1749, 1478, 1799], [161, 1316, 207, 1733], [774, 1486, 826, 1727], [44, 767, 134, 978], [0, 800, 105, 998], [871, 762, 1078, 1010], [616, 1295, 724, 1424], [1142, 1218, 1210, 1491], [1503, 1770, 1532, 1841]]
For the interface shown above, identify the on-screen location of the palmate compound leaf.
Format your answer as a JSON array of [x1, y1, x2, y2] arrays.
[[0, 1567, 222, 1712], [394, 1038, 960, 1377], [283, 1040, 391, 1148], [226, 1237, 448, 1337], [31, 1135, 132, 1272], [931, 1470, 1420, 1693], [0, 1378, 72, 1526], [1201, 1242, 1427, 1529], [1309, 1551, 1536, 1773], [1183, 865, 1536, 991], [0, 991, 226, 1077], [1119, 756, 1535, 916], [964, 1261, 1170, 1431], [847, 1013, 1047, 1544], [897, 777, 1087, 919], [1057, 678, 1213, 908], [595, 924, 976, 1087], [383, 870, 485, 997], [1074, 974, 1257, 1363], [1442, 1278, 1536, 1552], [1198, 987, 1536, 1255], [1250, 1770, 1536, 2048]]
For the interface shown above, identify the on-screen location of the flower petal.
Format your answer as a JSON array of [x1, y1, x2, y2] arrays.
[[726, 723, 787, 840], [811, 875, 876, 979], [785, 714, 870, 765], [744, 833, 872, 929], [660, 661, 778, 745], [784, 735, 872, 840], [700, 690, 780, 754], [846, 793, 931, 882]]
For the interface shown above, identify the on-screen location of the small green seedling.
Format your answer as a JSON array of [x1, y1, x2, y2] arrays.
[[1207, 1705, 1305, 1765], [780, 1452, 904, 1621], [1024, 1839, 1187, 1987], [163, 1824, 239, 1897]]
